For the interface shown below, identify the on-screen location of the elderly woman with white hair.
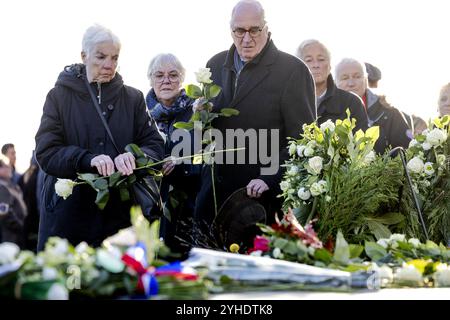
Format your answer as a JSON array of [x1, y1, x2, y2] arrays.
[[34, 25, 164, 251], [296, 39, 368, 131], [146, 53, 200, 253], [438, 83, 450, 117]]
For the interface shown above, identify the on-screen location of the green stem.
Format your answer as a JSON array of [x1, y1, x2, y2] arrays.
[[306, 196, 318, 224]]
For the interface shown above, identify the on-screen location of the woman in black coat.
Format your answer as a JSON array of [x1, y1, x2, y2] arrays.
[[35, 25, 164, 250]]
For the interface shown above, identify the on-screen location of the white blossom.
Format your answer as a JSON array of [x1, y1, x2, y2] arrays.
[[0, 242, 20, 264], [288, 165, 299, 176], [297, 188, 311, 201], [55, 179, 76, 200], [325, 195, 332, 202], [297, 145, 306, 157], [289, 143, 297, 156], [377, 265, 394, 285], [395, 264, 423, 284], [194, 68, 212, 84], [272, 247, 282, 259], [423, 162, 435, 176], [437, 154, 446, 167], [408, 238, 421, 248], [406, 157, 424, 174], [280, 181, 290, 192], [434, 264, 450, 287], [426, 128, 447, 146], [408, 139, 419, 148], [307, 156, 323, 175], [42, 267, 58, 280], [303, 146, 315, 157], [320, 120, 335, 133], [317, 180, 328, 193], [389, 233, 406, 243], [422, 142, 432, 151], [377, 238, 389, 249], [47, 283, 69, 300], [310, 182, 323, 197]]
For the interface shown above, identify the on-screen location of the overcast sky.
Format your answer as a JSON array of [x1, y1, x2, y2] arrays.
[[1, 0, 449, 171]]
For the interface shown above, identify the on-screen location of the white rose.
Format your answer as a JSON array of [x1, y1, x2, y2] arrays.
[[389, 233, 406, 243], [297, 188, 311, 201], [307, 156, 323, 175], [408, 139, 419, 148], [395, 264, 423, 284], [288, 165, 299, 176], [406, 157, 424, 174], [194, 67, 212, 84], [422, 142, 432, 151], [377, 239, 389, 249], [434, 264, 450, 287], [426, 128, 447, 146], [75, 242, 90, 254], [317, 180, 328, 193], [0, 242, 20, 264], [297, 145, 306, 157], [437, 154, 447, 167], [272, 247, 282, 259], [289, 143, 297, 156], [320, 120, 335, 133], [55, 179, 76, 200], [310, 182, 322, 197], [363, 151, 376, 164], [51, 239, 69, 255], [407, 238, 421, 248], [42, 267, 58, 280], [423, 162, 435, 176], [47, 283, 69, 300], [303, 146, 315, 157], [280, 181, 290, 191]]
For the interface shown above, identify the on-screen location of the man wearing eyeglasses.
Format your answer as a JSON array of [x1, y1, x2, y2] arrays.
[[194, 0, 316, 246]]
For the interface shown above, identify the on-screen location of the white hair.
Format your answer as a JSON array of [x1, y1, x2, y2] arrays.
[[81, 24, 121, 57], [147, 53, 186, 83], [334, 58, 368, 79], [296, 39, 331, 61], [230, 0, 266, 27]]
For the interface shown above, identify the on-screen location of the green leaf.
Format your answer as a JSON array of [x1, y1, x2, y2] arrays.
[[94, 178, 108, 191], [136, 157, 148, 168], [95, 189, 110, 210], [208, 84, 221, 98], [185, 84, 202, 99], [125, 143, 145, 158], [367, 220, 392, 240], [314, 248, 333, 264], [364, 241, 387, 261], [333, 231, 350, 265], [283, 241, 298, 255], [108, 172, 122, 187], [78, 173, 98, 181], [365, 126, 380, 143], [349, 244, 364, 259], [273, 238, 289, 249], [367, 212, 405, 225], [220, 108, 240, 117], [173, 121, 194, 130], [127, 174, 137, 184], [119, 187, 130, 201]]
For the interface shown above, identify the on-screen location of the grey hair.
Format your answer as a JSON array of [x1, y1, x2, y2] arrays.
[[296, 39, 331, 62], [82, 24, 121, 57], [230, 0, 266, 27], [334, 58, 368, 79], [147, 53, 186, 84]]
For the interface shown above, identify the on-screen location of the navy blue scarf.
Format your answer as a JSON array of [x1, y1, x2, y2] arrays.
[[146, 89, 192, 136]]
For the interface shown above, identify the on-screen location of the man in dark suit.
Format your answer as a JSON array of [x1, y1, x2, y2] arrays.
[[194, 0, 316, 247]]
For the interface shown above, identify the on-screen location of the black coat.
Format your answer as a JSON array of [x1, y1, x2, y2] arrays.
[[0, 178, 27, 247], [317, 75, 368, 131], [196, 39, 316, 223], [35, 64, 164, 250], [365, 90, 411, 154]]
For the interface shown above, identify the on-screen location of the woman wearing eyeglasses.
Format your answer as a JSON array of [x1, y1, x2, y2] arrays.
[[146, 53, 200, 254]]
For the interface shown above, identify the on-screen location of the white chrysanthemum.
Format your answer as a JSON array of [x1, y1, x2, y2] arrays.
[[297, 145, 306, 157], [194, 67, 212, 84], [320, 120, 335, 133], [288, 165, 299, 176], [47, 283, 69, 300], [289, 143, 297, 156], [280, 181, 290, 192], [395, 264, 423, 284], [406, 157, 424, 174], [297, 188, 311, 201], [54, 179, 76, 200], [409, 139, 419, 148], [434, 264, 450, 287], [408, 238, 421, 248], [0, 242, 20, 264], [423, 162, 435, 176], [307, 156, 323, 175], [377, 238, 389, 249], [426, 128, 447, 146], [303, 146, 315, 157]]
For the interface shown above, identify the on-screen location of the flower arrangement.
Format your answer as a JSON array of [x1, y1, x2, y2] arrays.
[[402, 115, 450, 244], [280, 112, 406, 243]]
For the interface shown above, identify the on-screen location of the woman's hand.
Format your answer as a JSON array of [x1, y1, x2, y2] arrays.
[[91, 155, 115, 176], [114, 152, 136, 176]]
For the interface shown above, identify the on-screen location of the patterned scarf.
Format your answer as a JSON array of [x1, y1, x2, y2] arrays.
[[146, 89, 192, 136]]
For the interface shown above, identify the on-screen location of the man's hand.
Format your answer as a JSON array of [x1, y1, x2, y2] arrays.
[[246, 179, 269, 198], [192, 97, 209, 112], [114, 152, 136, 176], [91, 155, 115, 176], [162, 156, 176, 176]]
